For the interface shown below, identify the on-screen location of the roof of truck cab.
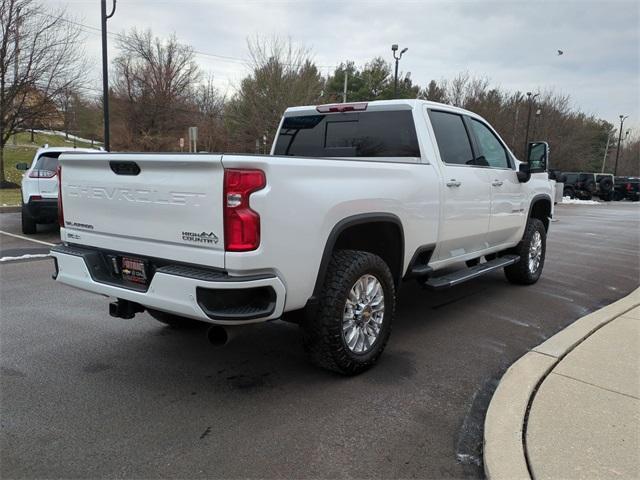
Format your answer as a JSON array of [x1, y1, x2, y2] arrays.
[[283, 99, 476, 117]]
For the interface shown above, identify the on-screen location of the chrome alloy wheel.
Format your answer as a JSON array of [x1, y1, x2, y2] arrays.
[[342, 274, 385, 354], [528, 230, 543, 274]]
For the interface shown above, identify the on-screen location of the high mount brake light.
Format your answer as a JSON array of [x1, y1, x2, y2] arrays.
[[57, 165, 64, 228], [223, 169, 266, 252], [316, 102, 368, 113]]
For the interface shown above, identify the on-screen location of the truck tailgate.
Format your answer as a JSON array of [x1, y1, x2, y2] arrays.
[[59, 153, 225, 268]]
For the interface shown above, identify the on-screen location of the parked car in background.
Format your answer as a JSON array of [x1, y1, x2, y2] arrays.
[[613, 176, 640, 201], [16, 145, 101, 234], [561, 172, 594, 199], [560, 172, 614, 201]]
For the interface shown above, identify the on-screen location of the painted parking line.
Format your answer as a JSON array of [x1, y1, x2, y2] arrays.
[[0, 253, 51, 262], [0, 230, 55, 247]]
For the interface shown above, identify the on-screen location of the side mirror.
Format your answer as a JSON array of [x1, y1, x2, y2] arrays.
[[517, 162, 531, 183], [527, 141, 549, 173], [16, 163, 29, 171]]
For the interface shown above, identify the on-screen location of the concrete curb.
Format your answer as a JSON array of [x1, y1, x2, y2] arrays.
[[483, 287, 640, 480], [0, 206, 21, 213]]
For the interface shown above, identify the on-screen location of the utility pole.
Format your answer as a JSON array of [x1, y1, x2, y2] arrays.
[[523, 91, 539, 157], [342, 69, 348, 103], [101, 0, 117, 151], [601, 130, 613, 173], [391, 44, 408, 98], [12, 6, 21, 146], [511, 103, 520, 149], [614, 115, 628, 176]]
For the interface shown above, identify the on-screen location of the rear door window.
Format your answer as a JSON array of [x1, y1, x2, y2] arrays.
[[274, 110, 420, 158], [427, 110, 475, 166]]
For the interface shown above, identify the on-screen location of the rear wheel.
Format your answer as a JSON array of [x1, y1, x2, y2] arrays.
[[147, 309, 205, 328], [21, 206, 37, 234], [504, 218, 546, 285], [302, 250, 395, 375]]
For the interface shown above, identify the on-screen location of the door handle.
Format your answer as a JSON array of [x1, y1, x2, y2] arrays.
[[446, 179, 462, 187], [492, 180, 504, 187]]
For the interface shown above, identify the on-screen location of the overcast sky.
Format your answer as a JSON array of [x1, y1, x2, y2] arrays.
[[51, 0, 639, 131]]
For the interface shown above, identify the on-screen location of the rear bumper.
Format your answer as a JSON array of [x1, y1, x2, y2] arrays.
[[50, 244, 286, 325], [24, 198, 57, 222]]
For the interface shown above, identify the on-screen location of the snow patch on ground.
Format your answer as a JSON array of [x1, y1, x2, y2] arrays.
[[560, 196, 602, 205], [0, 253, 51, 262]]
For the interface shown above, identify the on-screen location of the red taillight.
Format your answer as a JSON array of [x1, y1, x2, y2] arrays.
[[223, 169, 266, 252], [30, 195, 42, 201], [626, 183, 633, 191], [57, 165, 64, 228], [316, 102, 368, 113]]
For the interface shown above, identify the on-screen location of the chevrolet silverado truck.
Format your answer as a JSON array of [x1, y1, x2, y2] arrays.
[[50, 100, 553, 375]]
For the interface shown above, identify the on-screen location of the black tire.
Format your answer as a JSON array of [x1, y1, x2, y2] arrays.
[[302, 250, 395, 375], [613, 190, 625, 201], [577, 191, 592, 200], [21, 206, 37, 234], [563, 187, 575, 199], [599, 177, 614, 194], [504, 218, 546, 285], [147, 309, 204, 328]]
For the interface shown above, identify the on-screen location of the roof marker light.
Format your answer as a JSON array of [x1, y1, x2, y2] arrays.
[[316, 102, 368, 113]]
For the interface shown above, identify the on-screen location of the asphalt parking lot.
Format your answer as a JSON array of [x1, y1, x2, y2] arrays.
[[1, 203, 638, 479]]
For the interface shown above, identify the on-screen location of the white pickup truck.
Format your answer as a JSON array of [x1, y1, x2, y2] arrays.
[[51, 99, 553, 374]]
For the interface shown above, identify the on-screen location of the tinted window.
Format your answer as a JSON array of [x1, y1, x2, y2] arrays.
[[469, 119, 509, 168], [428, 110, 474, 165], [578, 173, 594, 182], [274, 111, 420, 158], [33, 152, 61, 173]]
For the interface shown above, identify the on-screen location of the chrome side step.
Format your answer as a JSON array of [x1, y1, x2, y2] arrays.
[[423, 254, 520, 290]]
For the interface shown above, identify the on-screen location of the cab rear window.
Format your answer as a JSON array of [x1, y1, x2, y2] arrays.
[[274, 111, 420, 158]]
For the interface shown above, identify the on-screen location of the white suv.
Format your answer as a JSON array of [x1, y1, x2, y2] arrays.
[[16, 145, 100, 234]]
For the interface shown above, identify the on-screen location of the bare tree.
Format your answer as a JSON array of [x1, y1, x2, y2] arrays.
[[194, 74, 226, 152], [111, 29, 200, 151], [0, 0, 86, 186], [225, 36, 323, 152]]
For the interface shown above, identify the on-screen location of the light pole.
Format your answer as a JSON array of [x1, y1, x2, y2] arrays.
[[392, 44, 408, 98], [614, 115, 629, 176], [523, 91, 540, 157], [101, 0, 117, 151]]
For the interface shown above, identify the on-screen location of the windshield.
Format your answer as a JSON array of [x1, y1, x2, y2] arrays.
[[274, 110, 420, 158]]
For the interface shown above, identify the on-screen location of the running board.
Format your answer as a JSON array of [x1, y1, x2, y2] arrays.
[[423, 254, 520, 290]]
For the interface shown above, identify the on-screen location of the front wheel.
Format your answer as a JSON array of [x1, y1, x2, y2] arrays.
[[504, 218, 546, 285], [302, 250, 396, 375]]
